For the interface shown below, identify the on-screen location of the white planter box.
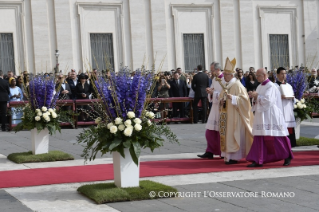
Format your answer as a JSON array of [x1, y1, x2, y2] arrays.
[[31, 128, 49, 155], [295, 118, 301, 140], [113, 148, 140, 188]]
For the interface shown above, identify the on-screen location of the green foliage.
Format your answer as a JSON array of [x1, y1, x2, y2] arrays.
[[77, 180, 178, 204], [296, 137, 319, 146], [77, 116, 179, 166], [7, 151, 74, 164], [13, 105, 74, 135]]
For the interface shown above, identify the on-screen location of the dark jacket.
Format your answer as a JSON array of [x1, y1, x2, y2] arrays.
[[245, 79, 260, 92], [75, 82, 91, 99], [191, 72, 209, 98], [0, 78, 10, 102], [169, 79, 187, 97], [56, 82, 72, 99], [66, 78, 78, 99]]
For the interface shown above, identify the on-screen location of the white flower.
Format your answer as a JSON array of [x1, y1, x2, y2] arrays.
[[145, 111, 150, 117], [35, 109, 40, 113], [127, 111, 135, 119], [148, 112, 155, 119], [147, 119, 152, 126], [43, 114, 49, 119], [133, 118, 142, 124], [54, 108, 56, 112], [118, 124, 125, 131], [115, 117, 123, 125], [52, 112, 57, 118], [297, 103, 303, 109], [294, 105, 297, 109], [48, 108, 54, 113], [35, 116, 41, 121], [110, 126, 118, 134], [45, 117, 50, 122], [37, 112, 42, 116], [124, 127, 133, 137], [124, 119, 132, 127], [127, 125, 133, 129], [42, 106, 47, 112], [134, 124, 142, 131], [303, 105, 307, 108], [295, 99, 299, 103], [301, 98, 305, 103], [95, 117, 102, 124], [107, 122, 114, 129]]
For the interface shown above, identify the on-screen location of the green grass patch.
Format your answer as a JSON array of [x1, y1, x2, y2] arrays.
[[77, 180, 178, 204], [7, 151, 74, 164], [297, 137, 319, 146]]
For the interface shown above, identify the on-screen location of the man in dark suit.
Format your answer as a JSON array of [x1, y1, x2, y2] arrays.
[[0, 70, 10, 131], [66, 71, 78, 99], [192, 65, 209, 123], [169, 71, 187, 118], [56, 74, 72, 99]]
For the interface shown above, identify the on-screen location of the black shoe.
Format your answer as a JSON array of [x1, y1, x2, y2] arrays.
[[220, 157, 224, 159], [197, 152, 214, 159], [247, 162, 263, 167], [283, 158, 291, 166], [225, 159, 238, 165]]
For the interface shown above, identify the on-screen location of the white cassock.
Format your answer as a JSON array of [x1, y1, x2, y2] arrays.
[[252, 80, 288, 136], [206, 74, 225, 131], [274, 83, 296, 128]]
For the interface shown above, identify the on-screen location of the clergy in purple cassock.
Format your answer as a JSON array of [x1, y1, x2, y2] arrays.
[[198, 62, 224, 159], [246, 68, 294, 167]]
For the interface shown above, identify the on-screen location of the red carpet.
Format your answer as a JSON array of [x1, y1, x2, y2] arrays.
[[0, 151, 319, 188]]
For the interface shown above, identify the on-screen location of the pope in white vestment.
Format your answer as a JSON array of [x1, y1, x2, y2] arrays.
[[275, 67, 296, 147], [246, 68, 294, 167], [198, 63, 225, 159]]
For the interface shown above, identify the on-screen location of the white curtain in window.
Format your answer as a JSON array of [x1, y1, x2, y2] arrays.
[[269, 34, 289, 69], [0, 33, 15, 74], [90, 33, 114, 71], [183, 34, 205, 72]]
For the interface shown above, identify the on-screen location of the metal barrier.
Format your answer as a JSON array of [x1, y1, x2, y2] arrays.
[[7, 97, 195, 131]]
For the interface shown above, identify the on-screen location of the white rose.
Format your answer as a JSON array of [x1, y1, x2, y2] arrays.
[[124, 119, 132, 127], [127, 111, 135, 119], [133, 118, 142, 124], [297, 103, 303, 109], [118, 124, 125, 131], [52, 112, 57, 118], [145, 112, 150, 117], [37, 112, 43, 116], [294, 105, 297, 109], [147, 119, 152, 126], [48, 108, 54, 113], [115, 117, 123, 125], [43, 114, 49, 119], [42, 106, 47, 112], [35, 116, 41, 121], [95, 117, 102, 124], [148, 112, 155, 119], [124, 127, 133, 137], [45, 117, 50, 122], [301, 98, 305, 103], [107, 122, 114, 129], [127, 125, 133, 129], [303, 105, 307, 108], [35, 109, 40, 113], [110, 126, 118, 134], [134, 124, 142, 131]]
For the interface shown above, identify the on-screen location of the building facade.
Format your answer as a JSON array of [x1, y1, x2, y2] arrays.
[[0, 0, 319, 74]]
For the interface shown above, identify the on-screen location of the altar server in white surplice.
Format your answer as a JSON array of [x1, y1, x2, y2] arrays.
[[246, 68, 294, 167], [275, 67, 297, 147], [198, 62, 225, 159]]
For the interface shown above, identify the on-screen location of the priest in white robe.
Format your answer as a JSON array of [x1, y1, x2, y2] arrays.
[[246, 68, 294, 167], [218, 58, 254, 164], [275, 67, 296, 147], [198, 62, 225, 159]]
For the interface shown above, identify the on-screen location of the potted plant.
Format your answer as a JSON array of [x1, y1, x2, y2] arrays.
[[77, 67, 178, 188]]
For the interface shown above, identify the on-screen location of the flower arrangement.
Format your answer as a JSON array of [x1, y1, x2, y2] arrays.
[[14, 74, 69, 135], [77, 67, 178, 165], [286, 69, 308, 100], [293, 98, 313, 122]]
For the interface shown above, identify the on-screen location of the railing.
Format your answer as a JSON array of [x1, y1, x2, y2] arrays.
[[6, 97, 195, 131]]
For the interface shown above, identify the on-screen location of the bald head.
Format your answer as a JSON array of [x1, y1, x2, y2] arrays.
[[256, 68, 268, 83]]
